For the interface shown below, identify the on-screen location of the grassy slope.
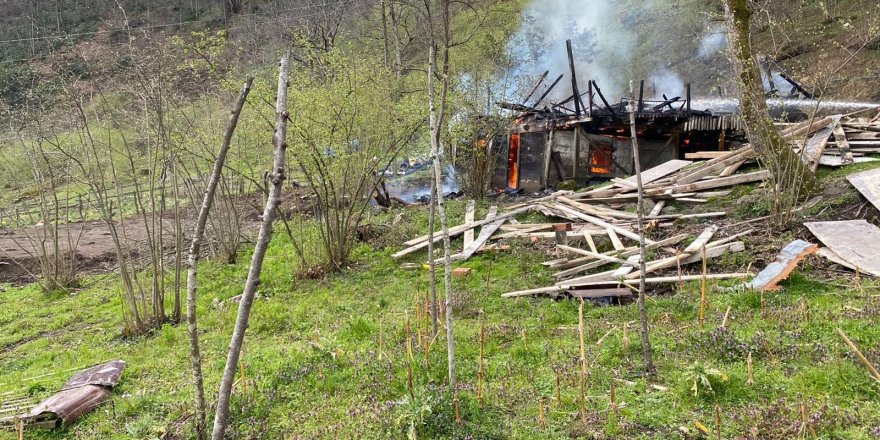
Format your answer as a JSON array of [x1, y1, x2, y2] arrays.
[[1, 185, 880, 439]]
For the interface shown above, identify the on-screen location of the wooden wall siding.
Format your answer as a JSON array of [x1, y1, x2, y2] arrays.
[[517, 132, 547, 191]]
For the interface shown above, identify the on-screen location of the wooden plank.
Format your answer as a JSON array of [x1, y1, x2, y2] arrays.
[[550, 203, 656, 244], [685, 151, 729, 159], [818, 155, 878, 167], [832, 125, 854, 164], [444, 207, 504, 262], [674, 147, 756, 184], [553, 234, 688, 278], [556, 245, 638, 266], [651, 170, 770, 195], [606, 227, 625, 250], [847, 167, 880, 212], [801, 116, 841, 172], [805, 220, 880, 277], [781, 116, 834, 139], [569, 288, 632, 299], [557, 273, 752, 290], [648, 200, 665, 216], [611, 255, 640, 278], [395, 205, 531, 257], [557, 196, 638, 220], [744, 239, 818, 291], [624, 225, 719, 279], [583, 232, 598, 253], [613, 159, 693, 188], [463, 200, 476, 249]]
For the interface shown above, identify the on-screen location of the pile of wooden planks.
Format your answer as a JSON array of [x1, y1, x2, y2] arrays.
[[395, 151, 769, 298], [784, 113, 880, 168], [687, 113, 880, 168]]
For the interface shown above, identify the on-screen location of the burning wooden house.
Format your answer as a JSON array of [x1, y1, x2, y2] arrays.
[[493, 40, 742, 192], [492, 75, 745, 192]]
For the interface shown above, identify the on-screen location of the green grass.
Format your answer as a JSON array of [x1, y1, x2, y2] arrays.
[[1, 199, 879, 439]]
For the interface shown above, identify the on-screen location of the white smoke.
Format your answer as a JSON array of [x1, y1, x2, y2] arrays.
[[697, 25, 728, 59], [646, 67, 685, 99], [506, 0, 632, 101]]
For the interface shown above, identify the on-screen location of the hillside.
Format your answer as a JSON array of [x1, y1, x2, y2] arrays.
[[1, 167, 880, 438], [1, 0, 880, 439]]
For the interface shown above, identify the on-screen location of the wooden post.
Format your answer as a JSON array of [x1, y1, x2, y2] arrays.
[[573, 126, 581, 179], [588, 79, 594, 118], [542, 127, 554, 188], [686, 83, 691, 115], [637, 80, 644, 117], [835, 327, 880, 383], [554, 223, 571, 258], [566, 39, 582, 116]]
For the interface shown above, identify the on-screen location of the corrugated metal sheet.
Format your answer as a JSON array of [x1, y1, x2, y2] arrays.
[[62, 360, 125, 390], [27, 385, 112, 426], [20, 360, 125, 427]]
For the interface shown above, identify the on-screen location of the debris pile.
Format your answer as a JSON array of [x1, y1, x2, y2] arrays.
[[395, 147, 771, 297]]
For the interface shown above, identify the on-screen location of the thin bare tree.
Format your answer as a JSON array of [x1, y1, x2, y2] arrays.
[[425, 0, 456, 390], [211, 54, 290, 440], [186, 77, 253, 440], [628, 81, 656, 377]]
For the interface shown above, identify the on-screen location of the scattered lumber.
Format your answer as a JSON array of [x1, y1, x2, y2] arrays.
[[743, 239, 818, 292], [805, 220, 880, 277]]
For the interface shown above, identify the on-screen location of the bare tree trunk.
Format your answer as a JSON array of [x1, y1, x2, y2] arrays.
[[427, 183, 438, 336], [722, 0, 817, 208], [211, 54, 290, 440], [426, 0, 455, 391], [186, 77, 253, 440], [628, 81, 656, 377]]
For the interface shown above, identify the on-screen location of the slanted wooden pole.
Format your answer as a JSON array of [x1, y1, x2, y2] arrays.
[[185, 76, 252, 440], [566, 39, 582, 116], [212, 55, 290, 440]]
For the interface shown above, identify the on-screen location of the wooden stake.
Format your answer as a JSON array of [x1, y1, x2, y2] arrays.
[[715, 405, 721, 440], [538, 398, 547, 429], [676, 250, 683, 290], [800, 402, 817, 439], [578, 299, 588, 422], [720, 306, 731, 329], [416, 302, 424, 349], [747, 351, 754, 385], [555, 370, 562, 404], [835, 327, 880, 383], [477, 320, 485, 403], [700, 245, 708, 327], [454, 397, 462, 423], [609, 382, 618, 415], [239, 345, 247, 392], [486, 260, 493, 291], [378, 318, 385, 360]]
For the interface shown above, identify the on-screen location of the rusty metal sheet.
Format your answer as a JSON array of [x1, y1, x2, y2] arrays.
[[62, 360, 125, 390], [805, 220, 880, 277], [20, 360, 125, 427], [745, 239, 818, 292], [27, 385, 111, 426], [847, 167, 880, 212]]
